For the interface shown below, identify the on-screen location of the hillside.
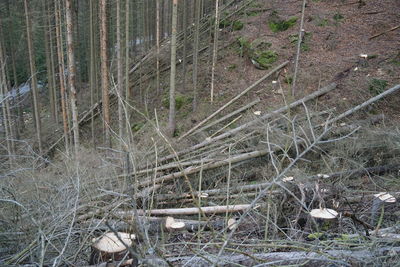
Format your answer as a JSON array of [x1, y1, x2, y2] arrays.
[[1, 0, 400, 266]]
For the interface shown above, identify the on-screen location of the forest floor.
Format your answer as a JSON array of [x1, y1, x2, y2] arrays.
[[2, 0, 400, 266]]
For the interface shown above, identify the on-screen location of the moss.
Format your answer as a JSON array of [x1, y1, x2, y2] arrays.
[[219, 19, 244, 31], [232, 20, 244, 31], [219, 19, 231, 29], [307, 232, 326, 240], [284, 75, 293, 85], [251, 50, 278, 69], [162, 95, 193, 110], [227, 64, 237, 71], [237, 37, 251, 57], [268, 17, 297, 33], [316, 17, 329, 27], [369, 79, 388, 95], [131, 122, 145, 132], [289, 32, 312, 52], [333, 13, 344, 22]]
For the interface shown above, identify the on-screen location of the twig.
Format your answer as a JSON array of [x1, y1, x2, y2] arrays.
[[369, 25, 400, 40]]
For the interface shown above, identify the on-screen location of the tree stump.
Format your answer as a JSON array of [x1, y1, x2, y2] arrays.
[[89, 232, 137, 266]]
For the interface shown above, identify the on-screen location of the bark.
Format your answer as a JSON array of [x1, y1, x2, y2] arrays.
[[65, 0, 80, 152], [24, 0, 43, 153], [210, 0, 220, 102], [54, 0, 70, 153], [181, 0, 188, 91], [116, 204, 251, 217], [116, 0, 123, 142], [0, 35, 14, 165], [167, 247, 400, 266], [192, 0, 201, 111], [99, 0, 111, 146], [168, 0, 178, 137], [89, 0, 95, 145], [43, 0, 56, 123], [156, 0, 160, 93], [47, 0, 58, 124]]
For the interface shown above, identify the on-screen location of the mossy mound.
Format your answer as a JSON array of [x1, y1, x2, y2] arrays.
[[162, 94, 193, 110], [219, 19, 244, 31], [251, 51, 278, 69], [268, 16, 297, 33], [235, 37, 278, 69]]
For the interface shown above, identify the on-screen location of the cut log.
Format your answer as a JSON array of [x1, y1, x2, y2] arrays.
[[89, 232, 136, 265], [116, 204, 252, 217], [167, 247, 400, 266]]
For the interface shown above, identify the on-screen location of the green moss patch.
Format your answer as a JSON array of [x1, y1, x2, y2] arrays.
[[289, 32, 312, 52], [251, 51, 278, 69], [369, 79, 388, 95], [162, 94, 193, 110], [268, 17, 297, 33], [219, 19, 244, 31]]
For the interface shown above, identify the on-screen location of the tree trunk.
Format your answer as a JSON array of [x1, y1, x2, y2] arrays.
[[99, 0, 111, 146], [192, 0, 201, 111], [0, 32, 14, 166], [47, 0, 58, 124], [168, 0, 178, 137], [156, 0, 160, 93], [181, 0, 188, 92], [210, 0, 220, 103], [89, 0, 95, 146], [55, 0, 70, 153], [24, 0, 43, 153], [116, 0, 124, 144], [65, 0, 80, 153], [43, 0, 57, 123]]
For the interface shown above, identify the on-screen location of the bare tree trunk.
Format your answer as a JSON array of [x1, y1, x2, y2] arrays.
[[24, 0, 43, 153], [116, 0, 124, 143], [65, 0, 80, 153], [89, 0, 95, 146], [210, 0, 220, 103], [125, 0, 130, 102], [55, 0, 70, 153], [156, 0, 160, 93], [0, 32, 14, 166], [99, 0, 111, 146], [192, 0, 201, 111], [47, 0, 58, 124], [168, 0, 178, 137], [43, 0, 57, 123], [7, 2, 24, 135], [181, 0, 188, 91]]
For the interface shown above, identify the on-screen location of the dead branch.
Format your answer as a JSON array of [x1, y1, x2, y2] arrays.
[[179, 61, 289, 140]]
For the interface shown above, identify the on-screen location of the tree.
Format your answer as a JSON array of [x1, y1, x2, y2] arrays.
[[55, 0, 70, 153], [0, 25, 15, 165], [24, 0, 43, 153], [156, 0, 160, 93], [99, 0, 111, 146], [65, 0, 80, 152], [116, 0, 124, 143], [168, 0, 178, 137], [192, 0, 201, 111], [43, 0, 57, 123], [210, 0, 220, 103]]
